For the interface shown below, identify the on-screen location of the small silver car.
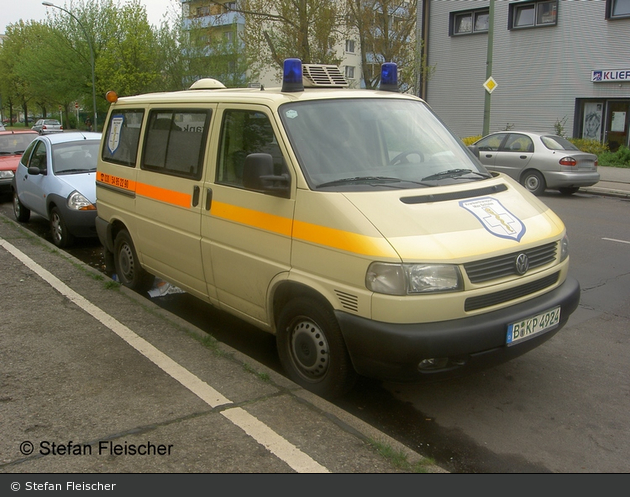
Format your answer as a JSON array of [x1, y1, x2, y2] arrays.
[[472, 131, 600, 195], [31, 119, 64, 135], [12, 132, 101, 247]]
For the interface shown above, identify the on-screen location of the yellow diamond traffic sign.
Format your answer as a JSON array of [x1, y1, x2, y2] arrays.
[[484, 76, 498, 94]]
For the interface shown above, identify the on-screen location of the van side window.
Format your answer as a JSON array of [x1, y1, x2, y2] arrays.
[[217, 109, 285, 188], [142, 109, 211, 180], [102, 109, 144, 167]]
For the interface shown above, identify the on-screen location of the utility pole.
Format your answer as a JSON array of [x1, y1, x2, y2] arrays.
[[482, 0, 495, 136]]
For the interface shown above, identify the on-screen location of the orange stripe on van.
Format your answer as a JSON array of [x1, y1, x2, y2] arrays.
[[212, 201, 394, 257], [136, 183, 192, 208], [293, 220, 394, 257], [212, 201, 293, 236]]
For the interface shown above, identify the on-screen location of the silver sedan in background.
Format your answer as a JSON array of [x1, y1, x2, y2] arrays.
[[472, 131, 600, 195], [31, 119, 64, 135]]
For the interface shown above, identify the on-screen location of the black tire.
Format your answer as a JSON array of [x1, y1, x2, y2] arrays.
[[13, 190, 30, 222], [277, 297, 357, 399], [521, 170, 546, 196], [558, 187, 579, 195], [113, 230, 153, 292], [49, 207, 74, 248]]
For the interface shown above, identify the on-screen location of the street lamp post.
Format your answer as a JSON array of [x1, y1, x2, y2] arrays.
[[42, 2, 97, 131]]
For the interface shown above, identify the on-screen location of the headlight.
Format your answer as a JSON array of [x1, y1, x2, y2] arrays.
[[67, 190, 96, 211], [560, 234, 569, 262], [366, 262, 463, 295], [0, 170, 15, 179]]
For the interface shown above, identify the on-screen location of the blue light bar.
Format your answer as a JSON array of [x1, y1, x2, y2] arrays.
[[380, 63, 398, 92], [282, 58, 304, 92]]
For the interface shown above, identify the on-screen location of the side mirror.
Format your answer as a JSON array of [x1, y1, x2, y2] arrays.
[[243, 153, 290, 198], [467, 145, 480, 159], [28, 166, 46, 176]]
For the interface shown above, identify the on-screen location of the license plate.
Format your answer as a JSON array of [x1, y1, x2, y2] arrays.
[[506, 306, 561, 346]]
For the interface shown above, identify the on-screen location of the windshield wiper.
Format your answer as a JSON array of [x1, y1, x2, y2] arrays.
[[317, 176, 431, 188], [421, 169, 491, 181]]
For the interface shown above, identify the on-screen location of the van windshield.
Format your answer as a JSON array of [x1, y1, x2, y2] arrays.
[[279, 98, 489, 190]]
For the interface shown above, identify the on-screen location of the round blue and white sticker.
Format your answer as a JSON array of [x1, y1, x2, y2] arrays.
[[460, 196, 526, 242]]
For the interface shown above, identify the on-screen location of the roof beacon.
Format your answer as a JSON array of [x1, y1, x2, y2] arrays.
[[282, 58, 304, 92], [380, 63, 398, 92]]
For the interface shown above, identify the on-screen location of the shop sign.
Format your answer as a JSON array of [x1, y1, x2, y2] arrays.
[[591, 69, 630, 82]]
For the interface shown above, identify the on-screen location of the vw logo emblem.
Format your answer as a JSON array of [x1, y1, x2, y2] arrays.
[[515, 253, 529, 275]]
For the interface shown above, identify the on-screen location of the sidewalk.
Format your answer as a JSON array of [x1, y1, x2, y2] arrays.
[[0, 213, 445, 475], [581, 165, 630, 198]]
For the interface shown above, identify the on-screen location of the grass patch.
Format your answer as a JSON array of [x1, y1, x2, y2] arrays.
[[242, 363, 271, 382], [368, 438, 437, 473]]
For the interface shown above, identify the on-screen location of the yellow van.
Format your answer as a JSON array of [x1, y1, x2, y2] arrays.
[[96, 60, 580, 398]]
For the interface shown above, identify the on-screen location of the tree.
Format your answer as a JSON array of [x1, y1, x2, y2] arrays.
[[226, 0, 342, 80], [346, 0, 420, 92]]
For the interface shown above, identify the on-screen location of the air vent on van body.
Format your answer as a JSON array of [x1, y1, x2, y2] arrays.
[[303, 64, 349, 88]]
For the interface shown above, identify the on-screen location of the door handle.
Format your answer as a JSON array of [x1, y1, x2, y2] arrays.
[[192, 185, 200, 207], [485, 154, 493, 158], [205, 188, 213, 211], [520, 155, 527, 159]]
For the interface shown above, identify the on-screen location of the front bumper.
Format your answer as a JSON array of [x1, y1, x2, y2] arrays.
[[336, 276, 580, 382]]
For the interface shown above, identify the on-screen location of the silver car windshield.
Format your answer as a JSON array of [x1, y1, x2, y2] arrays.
[[52, 140, 100, 174], [279, 98, 488, 190]]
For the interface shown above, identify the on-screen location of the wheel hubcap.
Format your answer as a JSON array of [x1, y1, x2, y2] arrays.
[[51, 214, 62, 243], [118, 243, 134, 281], [290, 319, 329, 379]]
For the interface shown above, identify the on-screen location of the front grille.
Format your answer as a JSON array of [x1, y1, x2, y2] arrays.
[[464, 242, 558, 283], [464, 272, 559, 312]]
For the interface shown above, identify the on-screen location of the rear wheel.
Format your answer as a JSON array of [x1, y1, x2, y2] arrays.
[[49, 207, 74, 248], [113, 230, 153, 292], [277, 297, 357, 399], [521, 170, 546, 196], [13, 190, 30, 222], [558, 187, 579, 195]]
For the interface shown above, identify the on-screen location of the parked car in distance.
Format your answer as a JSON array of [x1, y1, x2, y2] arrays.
[[31, 118, 63, 135], [12, 132, 101, 247], [0, 130, 39, 194], [472, 131, 600, 195]]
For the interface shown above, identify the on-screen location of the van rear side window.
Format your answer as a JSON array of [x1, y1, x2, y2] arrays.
[[142, 109, 211, 180], [102, 109, 144, 167]]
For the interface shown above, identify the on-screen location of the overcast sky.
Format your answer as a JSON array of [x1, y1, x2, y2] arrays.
[[2, 0, 181, 35]]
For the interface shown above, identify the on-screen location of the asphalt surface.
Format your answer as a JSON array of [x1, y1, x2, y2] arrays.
[[1, 165, 627, 477]]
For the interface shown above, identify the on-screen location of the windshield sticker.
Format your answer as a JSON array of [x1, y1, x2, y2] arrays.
[[460, 197, 526, 242], [285, 110, 298, 119], [107, 115, 124, 154]]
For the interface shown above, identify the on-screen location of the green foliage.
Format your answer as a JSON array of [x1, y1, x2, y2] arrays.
[[462, 135, 481, 146], [554, 115, 568, 137], [597, 145, 630, 168], [569, 138, 609, 155]]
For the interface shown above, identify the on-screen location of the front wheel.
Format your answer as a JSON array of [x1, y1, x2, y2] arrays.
[[113, 230, 153, 292], [521, 170, 546, 196], [50, 207, 74, 248], [13, 191, 30, 222], [276, 298, 357, 399]]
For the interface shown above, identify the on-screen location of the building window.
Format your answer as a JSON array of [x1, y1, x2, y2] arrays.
[[606, 0, 630, 18], [451, 9, 489, 36], [345, 39, 355, 53], [509, 1, 558, 29], [345, 66, 355, 79]]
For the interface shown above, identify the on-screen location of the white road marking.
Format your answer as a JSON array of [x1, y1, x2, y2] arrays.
[[602, 237, 630, 245], [0, 238, 329, 473]]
